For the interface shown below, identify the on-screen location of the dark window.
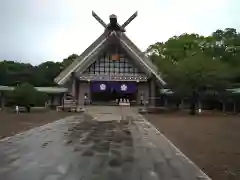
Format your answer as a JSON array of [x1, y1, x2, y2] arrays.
[[83, 47, 144, 75]]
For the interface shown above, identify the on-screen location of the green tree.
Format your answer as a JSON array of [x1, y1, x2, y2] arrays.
[[0, 54, 78, 86], [147, 31, 238, 114], [62, 54, 79, 68], [36, 61, 62, 86], [147, 34, 205, 62], [8, 83, 47, 112], [160, 53, 233, 114]]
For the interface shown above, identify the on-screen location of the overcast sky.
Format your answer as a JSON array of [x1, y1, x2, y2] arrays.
[[0, 0, 239, 65]]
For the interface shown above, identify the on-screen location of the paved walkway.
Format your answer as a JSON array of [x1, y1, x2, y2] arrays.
[[0, 106, 211, 180]]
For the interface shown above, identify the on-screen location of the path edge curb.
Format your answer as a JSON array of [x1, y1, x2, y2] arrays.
[[138, 114, 212, 180]]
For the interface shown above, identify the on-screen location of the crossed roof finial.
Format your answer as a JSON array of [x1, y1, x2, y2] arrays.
[[92, 11, 138, 32]]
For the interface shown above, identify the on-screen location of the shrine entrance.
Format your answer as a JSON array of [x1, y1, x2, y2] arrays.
[[90, 81, 137, 104]]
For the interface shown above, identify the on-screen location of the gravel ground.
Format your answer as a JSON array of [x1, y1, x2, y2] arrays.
[[0, 111, 78, 139], [144, 113, 240, 180]]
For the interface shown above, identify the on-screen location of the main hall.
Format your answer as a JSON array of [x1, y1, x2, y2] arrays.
[[54, 12, 165, 106]]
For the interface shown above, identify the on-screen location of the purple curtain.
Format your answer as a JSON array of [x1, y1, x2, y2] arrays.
[[91, 82, 108, 92], [108, 82, 137, 93], [91, 82, 137, 93]]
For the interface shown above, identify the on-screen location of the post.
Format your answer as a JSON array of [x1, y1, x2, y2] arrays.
[[140, 93, 143, 106], [87, 80, 91, 104], [71, 74, 77, 103], [198, 99, 202, 114], [119, 98, 130, 121], [62, 93, 66, 110], [119, 98, 123, 122], [84, 93, 88, 107], [144, 100, 148, 110], [233, 101, 236, 114], [16, 105, 19, 114]]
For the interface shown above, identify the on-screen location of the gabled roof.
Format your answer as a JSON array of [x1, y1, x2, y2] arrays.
[[54, 31, 166, 85], [119, 34, 166, 85], [54, 32, 108, 84], [73, 33, 152, 76]]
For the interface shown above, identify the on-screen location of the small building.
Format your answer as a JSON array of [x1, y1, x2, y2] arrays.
[[54, 12, 166, 106], [0, 86, 68, 109]]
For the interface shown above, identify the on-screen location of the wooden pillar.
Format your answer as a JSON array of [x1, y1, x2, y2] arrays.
[[87, 80, 91, 104], [137, 83, 149, 105], [78, 82, 90, 105], [62, 93, 66, 107], [71, 73, 76, 101], [150, 78, 156, 106]]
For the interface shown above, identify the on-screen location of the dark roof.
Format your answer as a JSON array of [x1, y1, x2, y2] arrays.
[[54, 32, 107, 84], [54, 31, 166, 85]]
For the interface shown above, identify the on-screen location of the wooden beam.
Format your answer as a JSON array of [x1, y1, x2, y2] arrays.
[[121, 11, 138, 29], [92, 11, 107, 28]]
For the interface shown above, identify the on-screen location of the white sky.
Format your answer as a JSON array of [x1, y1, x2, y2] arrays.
[[0, 0, 239, 65]]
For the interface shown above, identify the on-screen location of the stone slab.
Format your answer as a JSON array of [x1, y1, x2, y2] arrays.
[[0, 106, 211, 180]]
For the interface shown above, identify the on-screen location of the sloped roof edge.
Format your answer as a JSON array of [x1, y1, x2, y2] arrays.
[[74, 34, 152, 76], [121, 34, 158, 72], [0, 86, 68, 93], [54, 32, 166, 85], [119, 36, 166, 85], [54, 33, 107, 85]]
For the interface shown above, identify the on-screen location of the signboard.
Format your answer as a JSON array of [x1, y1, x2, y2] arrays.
[[111, 54, 120, 61]]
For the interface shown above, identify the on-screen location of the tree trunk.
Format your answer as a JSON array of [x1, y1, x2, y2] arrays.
[[180, 99, 185, 109], [0, 92, 5, 110], [190, 91, 197, 115], [176, 99, 181, 109], [26, 106, 31, 113], [190, 102, 196, 115], [233, 102, 236, 114], [222, 102, 226, 113]]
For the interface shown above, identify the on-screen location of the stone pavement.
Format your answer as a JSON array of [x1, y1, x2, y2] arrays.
[[0, 106, 211, 180], [85, 105, 134, 121]]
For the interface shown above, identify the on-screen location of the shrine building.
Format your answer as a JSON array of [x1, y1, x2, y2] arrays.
[[54, 11, 166, 106]]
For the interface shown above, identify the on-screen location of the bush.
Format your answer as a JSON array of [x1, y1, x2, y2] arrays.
[[7, 83, 48, 112]]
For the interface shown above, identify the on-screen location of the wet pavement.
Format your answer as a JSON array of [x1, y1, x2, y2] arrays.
[[0, 107, 211, 180]]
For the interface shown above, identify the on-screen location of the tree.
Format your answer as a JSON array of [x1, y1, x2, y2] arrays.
[[0, 54, 78, 87], [161, 53, 233, 114], [37, 61, 62, 86], [147, 34, 205, 62], [147, 31, 238, 115], [62, 54, 79, 68], [8, 83, 47, 112]]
